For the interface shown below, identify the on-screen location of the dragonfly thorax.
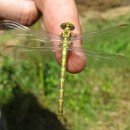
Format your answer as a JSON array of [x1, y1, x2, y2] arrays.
[[60, 22, 75, 45]]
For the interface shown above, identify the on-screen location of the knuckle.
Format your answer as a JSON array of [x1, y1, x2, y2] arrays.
[[18, 5, 39, 26]]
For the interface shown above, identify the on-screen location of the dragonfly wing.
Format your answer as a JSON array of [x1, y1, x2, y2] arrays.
[[0, 20, 61, 46], [0, 20, 30, 30], [86, 51, 130, 68], [69, 48, 130, 68], [1, 45, 61, 61], [71, 24, 130, 68], [0, 20, 62, 61]]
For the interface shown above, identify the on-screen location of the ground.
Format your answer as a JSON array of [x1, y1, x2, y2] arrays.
[[76, 0, 130, 11]]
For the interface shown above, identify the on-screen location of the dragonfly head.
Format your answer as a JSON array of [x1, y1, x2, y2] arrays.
[[60, 22, 75, 41], [60, 22, 75, 31]]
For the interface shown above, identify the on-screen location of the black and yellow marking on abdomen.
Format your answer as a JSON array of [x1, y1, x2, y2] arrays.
[[58, 47, 67, 119]]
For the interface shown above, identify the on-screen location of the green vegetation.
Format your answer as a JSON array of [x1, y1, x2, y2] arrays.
[[0, 15, 130, 130]]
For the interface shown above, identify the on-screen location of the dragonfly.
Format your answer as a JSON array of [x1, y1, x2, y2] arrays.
[[0, 20, 130, 119]]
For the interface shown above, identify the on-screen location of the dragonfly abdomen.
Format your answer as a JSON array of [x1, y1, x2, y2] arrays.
[[58, 46, 68, 119]]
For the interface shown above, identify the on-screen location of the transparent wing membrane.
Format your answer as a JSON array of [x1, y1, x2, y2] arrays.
[[0, 20, 130, 67], [0, 20, 61, 44], [77, 23, 130, 67], [0, 20, 29, 30], [2, 45, 61, 61]]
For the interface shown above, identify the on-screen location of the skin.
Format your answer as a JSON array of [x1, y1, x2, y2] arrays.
[[0, 0, 86, 73]]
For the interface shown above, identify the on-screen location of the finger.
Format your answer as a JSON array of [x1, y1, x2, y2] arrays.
[[0, 0, 40, 25], [35, 0, 86, 73]]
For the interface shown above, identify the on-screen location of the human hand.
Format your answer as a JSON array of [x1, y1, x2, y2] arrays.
[[0, 0, 40, 25], [0, 0, 86, 73]]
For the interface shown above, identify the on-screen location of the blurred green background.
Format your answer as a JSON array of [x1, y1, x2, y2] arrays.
[[0, 1, 130, 130]]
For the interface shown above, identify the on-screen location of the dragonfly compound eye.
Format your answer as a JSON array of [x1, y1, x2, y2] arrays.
[[60, 22, 75, 31]]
